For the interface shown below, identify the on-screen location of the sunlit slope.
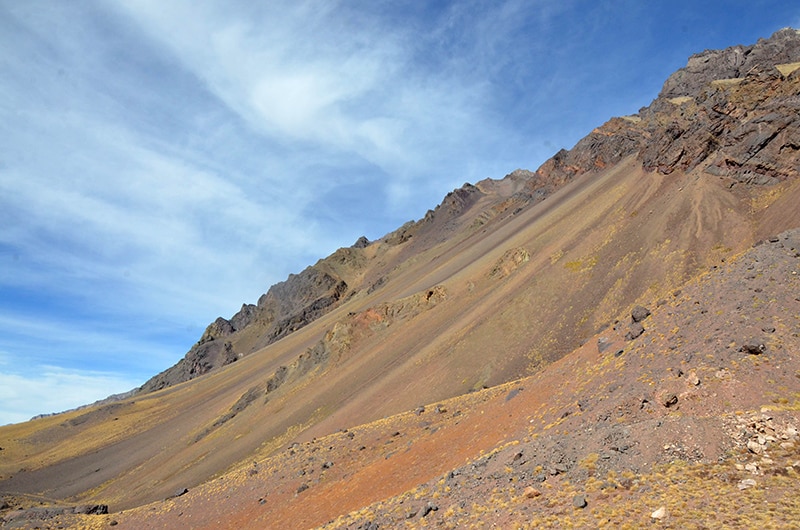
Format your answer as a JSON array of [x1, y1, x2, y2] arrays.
[[3, 149, 798, 511], [3, 27, 800, 517]]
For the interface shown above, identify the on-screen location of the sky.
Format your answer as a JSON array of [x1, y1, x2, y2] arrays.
[[1, 1, 798, 425]]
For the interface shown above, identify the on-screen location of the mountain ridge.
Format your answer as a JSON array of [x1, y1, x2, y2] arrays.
[[141, 28, 800, 396], [2, 28, 800, 529]]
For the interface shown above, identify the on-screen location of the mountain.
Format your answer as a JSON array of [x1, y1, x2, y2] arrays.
[[2, 28, 800, 529]]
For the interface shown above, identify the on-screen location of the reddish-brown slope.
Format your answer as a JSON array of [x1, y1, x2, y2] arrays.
[[38, 227, 800, 529]]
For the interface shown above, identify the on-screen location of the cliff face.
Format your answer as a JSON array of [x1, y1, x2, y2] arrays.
[[138, 252, 362, 393], [533, 28, 800, 185]]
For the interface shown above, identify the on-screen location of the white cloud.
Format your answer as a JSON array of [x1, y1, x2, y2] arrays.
[[0, 365, 139, 426]]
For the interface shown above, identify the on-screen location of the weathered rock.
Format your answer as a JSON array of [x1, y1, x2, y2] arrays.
[[420, 502, 439, 517], [747, 440, 764, 454], [625, 322, 645, 340], [651, 506, 667, 520], [523, 486, 542, 498], [662, 393, 679, 408], [741, 340, 767, 355], [352, 236, 370, 249], [572, 494, 587, 509], [738, 478, 757, 490], [72, 504, 108, 515], [631, 305, 651, 323]]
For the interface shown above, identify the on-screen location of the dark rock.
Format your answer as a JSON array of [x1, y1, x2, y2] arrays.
[[625, 322, 645, 340], [139, 262, 355, 393], [296, 484, 309, 494], [352, 236, 370, 248], [572, 494, 587, 509], [662, 393, 679, 408], [73, 504, 108, 515], [172, 488, 189, 498], [421, 502, 439, 517], [631, 305, 651, 323], [741, 340, 766, 355]]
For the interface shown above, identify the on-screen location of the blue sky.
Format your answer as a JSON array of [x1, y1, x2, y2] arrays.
[[1, 1, 798, 425]]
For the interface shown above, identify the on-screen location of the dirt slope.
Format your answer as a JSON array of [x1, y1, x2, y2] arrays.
[[18, 227, 799, 529]]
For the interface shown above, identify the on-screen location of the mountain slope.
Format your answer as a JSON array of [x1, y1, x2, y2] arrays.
[[2, 28, 800, 528]]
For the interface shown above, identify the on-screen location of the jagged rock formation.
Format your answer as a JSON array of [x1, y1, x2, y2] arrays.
[[536, 28, 800, 186], [139, 248, 364, 392]]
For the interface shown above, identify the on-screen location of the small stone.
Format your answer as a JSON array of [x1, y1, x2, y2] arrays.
[[738, 478, 757, 490], [662, 393, 678, 408], [741, 340, 766, 355], [687, 371, 700, 386], [651, 506, 667, 519], [421, 502, 439, 517], [523, 486, 542, 498], [572, 494, 587, 509], [625, 322, 645, 341], [631, 306, 651, 323], [747, 440, 763, 454], [745, 463, 759, 473]]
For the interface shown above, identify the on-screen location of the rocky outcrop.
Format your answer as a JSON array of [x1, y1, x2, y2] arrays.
[[383, 184, 486, 246], [139, 258, 362, 393], [528, 28, 800, 186], [659, 28, 800, 99]]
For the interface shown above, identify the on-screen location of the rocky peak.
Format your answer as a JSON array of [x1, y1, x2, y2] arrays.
[[660, 28, 800, 99], [527, 28, 800, 184]]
